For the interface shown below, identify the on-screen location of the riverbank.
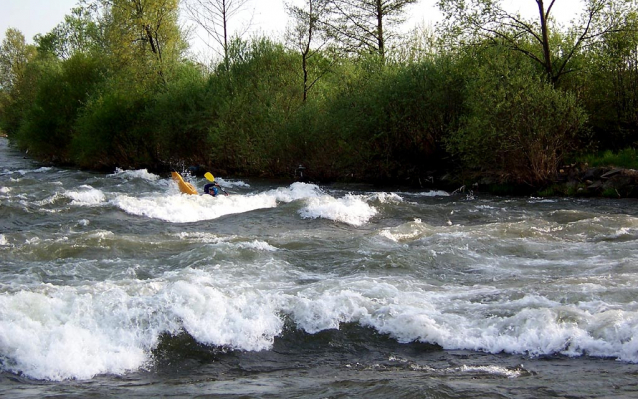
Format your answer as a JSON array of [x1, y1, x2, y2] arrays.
[[4, 135, 636, 199], [378, 164, 638, 199], [549, 165, 638, 198], [466, 165, 638, 198]]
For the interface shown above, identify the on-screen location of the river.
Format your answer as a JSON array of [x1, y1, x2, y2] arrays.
[[1, 137, 637, 398]]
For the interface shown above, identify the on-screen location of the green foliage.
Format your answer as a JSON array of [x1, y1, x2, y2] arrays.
[[297, 54, 464, 181], [537, 182, 586, 197], [13, 59, 65, 158], [208, 37, 301, 175], [323, 0, 419, 60], [602, 188, 621, 198], [537, 185, 559, 197], [576, 9, 638, 150], [4, 0, 638, 193], [10, 53, 104, 161], [0, 28, 37, 92], [72, 85, 150, 169], [447, 46, 587, 185], [142, 62, 213, 167], [437, 0, 631, 85], [575, 148, 638, 169], [34, 6, 101, 59], [0, 28, 38, 136], [98, 0, 185, 90]]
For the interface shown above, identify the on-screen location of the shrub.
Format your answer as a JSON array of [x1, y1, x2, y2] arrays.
[[447, 47, 587, 185], [71, 86, 150, 169], [575, 148, 638, 169], [14, 53, 103, 162]]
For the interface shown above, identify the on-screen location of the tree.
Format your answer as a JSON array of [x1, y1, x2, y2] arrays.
[[392, 21, 438, 63], [285, 0, 332, 101], [323, 0, 418, 60], [184, 0, 253, 71], [34, 6, 101, 59], [446, 46, 587, 184], [579, 8, 638, 149], [96, 0, 185, 83], [15, 53, 105, 162], [0, 28, 37, 136], [0, 29, 37, 93], [437, 0, 637, 85]]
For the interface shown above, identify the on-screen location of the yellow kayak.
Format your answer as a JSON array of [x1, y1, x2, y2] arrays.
[[171, 171, 198, 195]]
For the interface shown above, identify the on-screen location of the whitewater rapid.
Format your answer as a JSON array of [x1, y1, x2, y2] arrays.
[[2, 164, 638, 382]]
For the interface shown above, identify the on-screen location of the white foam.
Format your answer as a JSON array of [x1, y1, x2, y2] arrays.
[[300, 193, 377, 226], [112, 192, 276, 223], [270, 182, 324, 202], [174, 232, 225, 243], [168, 276, 283, 351], [119, 181, 323, 224], [528, 197, 558, 203], [110, 168, 159, 181], [174, 235, 277, 252], [2, 270, 638, 381], [65, 185, 106, 206], [215, 177, 250, 188], [6, 167, 54, 177], [369, 192, 404, 204], [278, 279, 638, 363], [33, 192, 65, 206], [457, 365, 522, 378], [111, 181, 377, 226], [379, 219, 434, 242], [26, 167, 54, 175], [0, 234, 7, 246], [0, 288, 150, 380], [235, 240, 278, 252], [411, 190, 450, 197], [0, 264, 296, 381]]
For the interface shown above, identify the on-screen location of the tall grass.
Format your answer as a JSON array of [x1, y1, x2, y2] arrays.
[[576, 148, 638, 169]]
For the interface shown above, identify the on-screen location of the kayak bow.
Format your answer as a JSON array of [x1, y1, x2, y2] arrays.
[[171, 171, 198, 195]]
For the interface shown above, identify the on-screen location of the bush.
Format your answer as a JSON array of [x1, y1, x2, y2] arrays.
[[143, 62, 213, 168], [14, 53, 104, 162], [71, 86, 150, 169], [575, 148, 638, 169], [446, 47, 587, 185], [206, 37, 301, 176], [303, 54, 464, 182]]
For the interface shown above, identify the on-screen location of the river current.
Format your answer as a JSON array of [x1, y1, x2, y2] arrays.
[[1, 137, 637, 397]]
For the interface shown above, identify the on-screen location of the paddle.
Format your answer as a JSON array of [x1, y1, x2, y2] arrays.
[[204, 172, 229, 196]]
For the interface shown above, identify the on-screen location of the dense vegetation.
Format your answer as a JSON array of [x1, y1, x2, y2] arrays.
[[1, 0, 638, 190]]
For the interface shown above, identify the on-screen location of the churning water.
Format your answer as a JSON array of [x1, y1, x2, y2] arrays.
[[1, 137, 637, 398]]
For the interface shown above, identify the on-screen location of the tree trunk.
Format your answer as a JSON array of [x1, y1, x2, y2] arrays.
[[376, 0, 384, 60], [537, 0, 554, 83]]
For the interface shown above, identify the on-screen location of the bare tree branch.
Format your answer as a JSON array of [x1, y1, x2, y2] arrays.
[[184, 0, 253, 68]]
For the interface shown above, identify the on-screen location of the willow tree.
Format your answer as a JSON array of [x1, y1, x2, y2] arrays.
[[0, 29, 37, 94], [59, 0, 186, 170], [34, 6, 101, 60], [97, 0, 185, 84], [437, 0, 637, 85], [0, 28, 37, 135], [323, 0, 418, 60]]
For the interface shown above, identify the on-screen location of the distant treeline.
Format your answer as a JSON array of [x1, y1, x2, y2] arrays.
[[1, 0, 637, 188]]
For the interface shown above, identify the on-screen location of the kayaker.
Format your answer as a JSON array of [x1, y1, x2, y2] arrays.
[[204, 181, 228, 196]]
